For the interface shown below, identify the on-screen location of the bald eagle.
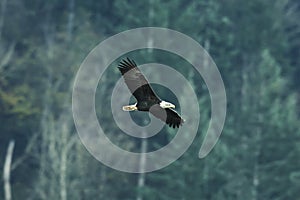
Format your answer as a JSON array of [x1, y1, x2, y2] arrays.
[[118, 58, 184, 128]]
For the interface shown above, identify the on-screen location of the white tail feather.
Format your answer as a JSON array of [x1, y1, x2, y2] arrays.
[[122, 105, 137, 111]]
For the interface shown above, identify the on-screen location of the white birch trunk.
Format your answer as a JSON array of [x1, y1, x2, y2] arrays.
[[3, 140, 15, 200]]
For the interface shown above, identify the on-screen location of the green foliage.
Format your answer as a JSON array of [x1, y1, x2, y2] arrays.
[[0, 85, 39, 116]]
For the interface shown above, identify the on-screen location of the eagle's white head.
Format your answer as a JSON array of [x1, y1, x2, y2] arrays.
[[159, 100, 175, 109]]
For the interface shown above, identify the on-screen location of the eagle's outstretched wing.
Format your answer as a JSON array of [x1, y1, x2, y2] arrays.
[[149, 105, 184, 128], [118, 58, 160, 103]]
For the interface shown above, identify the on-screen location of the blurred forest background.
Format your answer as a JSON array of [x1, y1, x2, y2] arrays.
[[1, 0, 300, 199]]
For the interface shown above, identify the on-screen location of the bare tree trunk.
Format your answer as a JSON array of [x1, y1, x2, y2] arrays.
[[43, 3, 54, 59], [251, 116, 262, 200], [99, 167, 107, 199], [241, 56, 261, 200], [136, 4, 154, 198], [60, 122, 68, 200], [59, 120, 76, 200], [235, 55, 251, 198], [252, 87, 262, 200], [202, 40, 210, 197], [0, 42, 15, 74], [0, 0, 8, 40], [147, 0, 154, 54], [136, 131, 147, 200], [67, 0, 75, 42], [3, 140, 15, 200], [11, 133, 38, 171]]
